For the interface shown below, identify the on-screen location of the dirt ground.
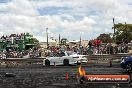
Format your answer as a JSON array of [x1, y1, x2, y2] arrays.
[[0, 63, 132, 88]]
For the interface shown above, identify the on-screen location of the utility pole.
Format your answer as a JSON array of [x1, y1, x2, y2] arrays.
[[80, 35, 81, 46], [59, 34, 60, 46], [79, 35, 82, 55], [125, 22, 127, 43], [113, 18, 116, 43], [46, 27, 49, 49]]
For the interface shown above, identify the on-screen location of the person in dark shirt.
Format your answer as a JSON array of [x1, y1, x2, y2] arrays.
[[88, 41, 92, 48]]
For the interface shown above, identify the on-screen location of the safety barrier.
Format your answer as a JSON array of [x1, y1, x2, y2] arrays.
[[0, 54, 131, 66], [87, 53, 131, 64], [0, 58, 45, 66]]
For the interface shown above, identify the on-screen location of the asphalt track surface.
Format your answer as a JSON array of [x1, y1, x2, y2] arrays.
[[0, 63, 132, 88]]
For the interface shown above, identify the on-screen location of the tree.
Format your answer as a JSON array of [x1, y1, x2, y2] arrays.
[[97, 33, 112, 43], [113, 23, 132, 44]]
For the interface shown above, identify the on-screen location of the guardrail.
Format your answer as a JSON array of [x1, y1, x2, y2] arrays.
[[0, 57, 46, 66], [87, 53, 131, 64], [0, 54, 131, 66]]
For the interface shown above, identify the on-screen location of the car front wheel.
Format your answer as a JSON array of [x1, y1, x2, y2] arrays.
[[63, 59, 69, 66], [126, 62, 132, 72], [45, 59, 50, 66]]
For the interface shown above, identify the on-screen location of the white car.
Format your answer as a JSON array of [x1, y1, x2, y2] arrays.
[[43, 51, 88, 66]]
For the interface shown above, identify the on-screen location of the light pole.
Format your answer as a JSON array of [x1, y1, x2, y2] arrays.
[[125, 22, 128, 43], [46, 27, 49, 49], [113, 18, 116, 43]]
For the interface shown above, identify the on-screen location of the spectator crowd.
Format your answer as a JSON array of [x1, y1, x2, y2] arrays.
[[44, 41, 131, 57], [0, 48, 42, 59], [0, 42, 131, 59], [0, 33, 25, 42], [0, 37, 132, 59]]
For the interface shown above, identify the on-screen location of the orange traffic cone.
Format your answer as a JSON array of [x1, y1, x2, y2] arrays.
[[109, 59, 112, 67], [65, 72, 69, 80], [76, 73, 79, 79]]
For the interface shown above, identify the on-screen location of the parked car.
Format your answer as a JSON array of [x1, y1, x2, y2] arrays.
[[121, 56, 132, 72], [43, 51, 88, 66]]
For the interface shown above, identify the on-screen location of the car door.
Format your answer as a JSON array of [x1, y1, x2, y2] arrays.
[[48, 57, 59, 65], [52, 52, 62, 65], [59, 52, 66, 64]]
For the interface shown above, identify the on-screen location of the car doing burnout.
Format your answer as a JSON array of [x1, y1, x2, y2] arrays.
[[121, 56, 132, 72], [43, 51, 88, 66]]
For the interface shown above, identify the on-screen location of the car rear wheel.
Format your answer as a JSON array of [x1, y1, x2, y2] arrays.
[[45, 59, 50, 66], [63, 59, 69, 66], [77, 61, 81, 65], [126, 62, 132, 72]]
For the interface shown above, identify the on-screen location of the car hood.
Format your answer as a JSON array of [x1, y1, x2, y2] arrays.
[[69, 54, 88, 57]]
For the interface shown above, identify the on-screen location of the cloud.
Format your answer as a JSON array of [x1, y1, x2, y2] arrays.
[[0, 31, 4, 36], [8, 0, 38, 16], [0, 0, 132, 42], [0, 0, 39, 34]]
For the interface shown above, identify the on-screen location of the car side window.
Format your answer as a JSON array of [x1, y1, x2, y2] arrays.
[[55, 52, 60, 57], [54, 52, 66, 57], [60, 52, 66, 57]]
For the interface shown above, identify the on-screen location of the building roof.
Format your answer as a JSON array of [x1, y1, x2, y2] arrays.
[[35, 36, 56, 43], [69, 40, 80, 43]]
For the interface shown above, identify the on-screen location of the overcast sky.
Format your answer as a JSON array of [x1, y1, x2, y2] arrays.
[[0, 0, 132, 42]]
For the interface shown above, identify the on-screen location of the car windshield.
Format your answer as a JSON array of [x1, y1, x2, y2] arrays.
[[54, 51, 66, 57], [66, 51, 77, 56]]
